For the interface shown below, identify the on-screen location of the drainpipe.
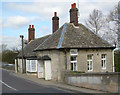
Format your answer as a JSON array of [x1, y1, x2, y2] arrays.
[[113, 47, 120, 72]]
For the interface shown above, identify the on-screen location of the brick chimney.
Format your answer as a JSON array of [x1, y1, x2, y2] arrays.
[[52, 12, 59, 33], [28, 25, 35, 42], [69, 3, 78, 26]]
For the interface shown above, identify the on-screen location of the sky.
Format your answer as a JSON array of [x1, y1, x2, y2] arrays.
[[0, 0, 119, 49]]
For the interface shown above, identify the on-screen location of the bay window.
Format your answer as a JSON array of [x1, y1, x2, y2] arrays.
[[26, 60, 37, 72]]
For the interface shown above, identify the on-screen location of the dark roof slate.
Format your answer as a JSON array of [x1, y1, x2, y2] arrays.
[[17, 34, 51, 58], [35, 23, 114, 51]]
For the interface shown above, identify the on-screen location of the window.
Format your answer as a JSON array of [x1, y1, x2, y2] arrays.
[[70, 49, 78, 71], [26, 60, 30, 71], [31, 60, 37, 72], [70, 49, 78, 55], [101, 54, 106, 69], [26, 60, 37, 72], [87, 54, 93, 71]]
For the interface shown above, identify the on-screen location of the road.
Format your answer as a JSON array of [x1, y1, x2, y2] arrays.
[[1, 69, 96, 95], [1, 69, 74, 94]]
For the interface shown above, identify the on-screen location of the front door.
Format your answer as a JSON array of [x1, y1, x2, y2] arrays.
[[38, 61, 44, 78], [45, 61, 51, 80]]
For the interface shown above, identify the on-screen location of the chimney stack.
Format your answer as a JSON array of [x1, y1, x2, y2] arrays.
[[28, 25, 35, 42], [70, 3, 78, 26], [52, 12, 59, 33]]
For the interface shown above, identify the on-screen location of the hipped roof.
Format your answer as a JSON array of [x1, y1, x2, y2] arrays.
[[34, 23, 114, 51]]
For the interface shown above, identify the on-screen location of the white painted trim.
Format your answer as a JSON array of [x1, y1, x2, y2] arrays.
[[101, 54, 106, 70], [26, 60, 37, 72], [87, 54, 93, 71]]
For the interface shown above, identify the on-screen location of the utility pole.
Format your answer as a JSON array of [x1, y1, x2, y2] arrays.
[[20, 35, 24, 73]]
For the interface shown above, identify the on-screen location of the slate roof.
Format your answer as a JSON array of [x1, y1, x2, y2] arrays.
[[34, 23, 114, 51], [17, 34, 51, 58]]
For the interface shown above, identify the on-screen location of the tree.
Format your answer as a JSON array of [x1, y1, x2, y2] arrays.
[[0, 44, 7, 52], [115, 50, 120, 72], [2, 49, 18, 64], [107, 3, 120, 47], [85, 9, 104, 34]]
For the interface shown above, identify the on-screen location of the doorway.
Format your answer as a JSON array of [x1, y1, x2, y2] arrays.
[[44, 60, 51, 80]]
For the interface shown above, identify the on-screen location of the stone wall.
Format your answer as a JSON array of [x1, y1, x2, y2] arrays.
[[37, 50, 66, 82], [64, 72, 120, 93]]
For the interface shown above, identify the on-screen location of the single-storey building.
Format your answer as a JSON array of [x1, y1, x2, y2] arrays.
[[15, 3, 115, 82], [16, 30, 50, 75]]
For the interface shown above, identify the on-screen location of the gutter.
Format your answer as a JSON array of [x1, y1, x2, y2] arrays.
[[113, 47, 120, 72]]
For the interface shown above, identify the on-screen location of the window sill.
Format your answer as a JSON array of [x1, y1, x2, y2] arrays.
[[70, 54, 78, 56], [102, 68, 106, 70], [88, 70, 93, 72]]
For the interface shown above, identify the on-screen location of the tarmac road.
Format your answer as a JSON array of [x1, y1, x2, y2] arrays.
[[1, 69, 73, 93], [1, 69, 94, 95]]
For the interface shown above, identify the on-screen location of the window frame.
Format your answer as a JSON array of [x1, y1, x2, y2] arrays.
[[70, 49, 78, 56], [70, 49, 78, 71], [87, 54, 93, 71], [26, 60, 37, 72], [31, 60, 37, 72], [101, 54, 106, 70]]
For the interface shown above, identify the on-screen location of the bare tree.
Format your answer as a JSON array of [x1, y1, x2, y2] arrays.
[[0, 44, 7, 52], [85, 9, 104, 34], [107, 3, 120, 47]]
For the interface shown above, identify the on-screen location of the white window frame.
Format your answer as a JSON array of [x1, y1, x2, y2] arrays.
[[87, 54, 93, 71], [70, 49, 78, 71], [26, 60, 37, 72], [31, 60, 37, 72], [101, 54, 106, 69], [26, 60, 30, 72], [70, 49, 78, 56], [71, 60, 77, 71]]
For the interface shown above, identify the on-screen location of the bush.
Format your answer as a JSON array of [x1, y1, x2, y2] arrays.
[[2, 50, 18, 64], [115, 50, 120, 72], [70, 71, 85, 74]]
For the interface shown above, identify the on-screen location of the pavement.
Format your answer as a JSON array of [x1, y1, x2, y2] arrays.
[[12, 71, 106, 94]]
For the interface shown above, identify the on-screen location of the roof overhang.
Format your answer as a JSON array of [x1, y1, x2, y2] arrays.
[[26, 55, 51, 60]]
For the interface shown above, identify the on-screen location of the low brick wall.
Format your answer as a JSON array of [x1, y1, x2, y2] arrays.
[[64, 72, 120, 93]]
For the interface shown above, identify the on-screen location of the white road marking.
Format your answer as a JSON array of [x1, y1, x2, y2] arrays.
[[0, 80, 17, 91]]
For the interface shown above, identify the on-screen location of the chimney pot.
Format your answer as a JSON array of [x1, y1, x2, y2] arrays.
[[32, 25, 34, 28], [28, 25, 35, 42], [73, 3, 76, 8], [70, 3, 78, 26], [54, 12, 57, 16], [71, 4, 73, 8], [29, 25, 31, 28], [52, 12, 59, 33]]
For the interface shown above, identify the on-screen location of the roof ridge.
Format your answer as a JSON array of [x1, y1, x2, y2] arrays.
[[34, 24, 65, 51], [57, 24, 67, 48], [35, 34, 51, 40]]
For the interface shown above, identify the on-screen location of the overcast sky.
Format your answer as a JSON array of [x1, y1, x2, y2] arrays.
[[0, 0, 119, 49]]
